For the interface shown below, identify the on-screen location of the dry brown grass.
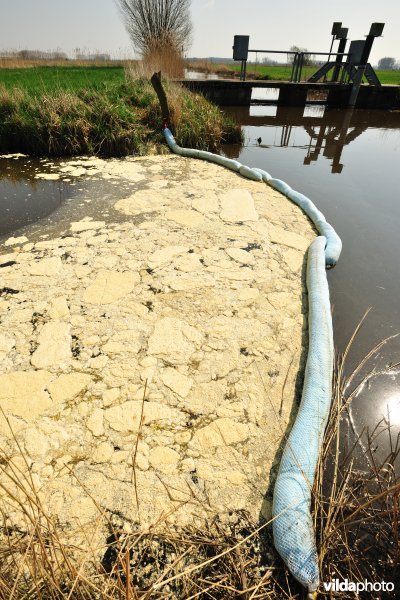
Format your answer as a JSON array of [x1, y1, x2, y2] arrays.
[[0, 57, 134, 69], [186, 61, 233, 77], [0, 318, 398, 598], [314, 317, 400, 597], [128, 45, 185, 80], [0, 439, 275, 600], [186, 59, 214, 74]]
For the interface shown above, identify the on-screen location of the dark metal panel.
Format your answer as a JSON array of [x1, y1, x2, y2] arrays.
[[369, 22, 385, 37], [233, 36, 249, 61], [346, 40, 365, 65]]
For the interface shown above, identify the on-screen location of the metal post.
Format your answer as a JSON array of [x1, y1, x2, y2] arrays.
[[359, 34, 375, 65], [331, 108, 354, 172], [324, 35, 335, 82], [293, 53, 301, 82], [243, 60, 247, 81], [290, 53, 298, 82], [326, 22, 342, 82], [327, 35, 335, 62], [348, 64, 365, 107], [348, 23, 384, 107], [297, 53, 305, 82], [332, 37, 347, 82]]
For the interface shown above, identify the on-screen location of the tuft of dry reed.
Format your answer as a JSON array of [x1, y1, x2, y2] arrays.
[[124, 35, 185, 81], [314, 316, 400, 597], [143, 48, 185, 80]]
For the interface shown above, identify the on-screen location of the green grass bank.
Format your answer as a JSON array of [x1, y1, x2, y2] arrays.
[[0, 66, 241, 156]]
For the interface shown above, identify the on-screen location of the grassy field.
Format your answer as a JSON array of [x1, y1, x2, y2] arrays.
[[0, 65, 125, 94], [229, 62, 400, 84], [189, 61, 400, 84], [231, 63, 400, 84], [373, 68, 400, 84], [0, 65, 241, 156], [228, 62, 314, 80], [2, 62, 399, 91]]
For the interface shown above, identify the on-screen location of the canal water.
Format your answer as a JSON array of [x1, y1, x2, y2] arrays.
[[0, 156, 138, 242], [0, 156, 72, 236], [1, 103, 399, 469], [223, 102, 400, 468]]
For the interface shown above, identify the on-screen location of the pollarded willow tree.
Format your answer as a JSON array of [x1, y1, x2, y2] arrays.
[[117, 0, 192, 57]]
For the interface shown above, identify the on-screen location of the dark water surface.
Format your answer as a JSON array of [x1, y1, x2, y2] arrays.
[[0, 156, 72, 235], [0, 156, 138, 243], [223, 104, 400, 467]]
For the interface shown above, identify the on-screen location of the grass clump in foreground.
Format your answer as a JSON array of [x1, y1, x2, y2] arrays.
[[0, 70, 241, 156], [0, 321, 398, 599]]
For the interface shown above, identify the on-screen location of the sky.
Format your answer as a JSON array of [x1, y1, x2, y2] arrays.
[[0, 0, 399, 65]]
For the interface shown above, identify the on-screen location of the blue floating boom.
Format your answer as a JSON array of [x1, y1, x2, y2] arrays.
[[272, 235, 333, 596]]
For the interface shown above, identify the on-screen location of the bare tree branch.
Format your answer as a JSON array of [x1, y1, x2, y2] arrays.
[[116, 0, 192, 56]]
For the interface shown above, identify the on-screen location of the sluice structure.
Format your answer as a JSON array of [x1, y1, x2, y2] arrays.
[[182, 21, 400, 109]]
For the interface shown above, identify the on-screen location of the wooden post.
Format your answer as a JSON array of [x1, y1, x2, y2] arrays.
[[150, 72, 171, 128]]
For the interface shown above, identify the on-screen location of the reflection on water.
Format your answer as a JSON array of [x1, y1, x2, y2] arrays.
[[223, 105, 400, 467], [246, 105, 358, 172], [347, 365, 400, 465], [224, 105, 400, 175], [0, 156, 141, 243], [251, 88, 279, 102], [184, 69, 220, 80], [386, 393, 400, 427], [0, 157, 72, 236]]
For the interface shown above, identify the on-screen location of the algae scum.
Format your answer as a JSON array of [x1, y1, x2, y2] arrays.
[[0, 153, 314, 541]]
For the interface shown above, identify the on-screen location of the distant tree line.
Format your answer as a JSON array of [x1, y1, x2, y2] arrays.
[[0, 49, 68, 60], [377, 57, 399, 70], [0, 49, 112, 61], [287, 46, 315, 66], [257, 46, 316, 67]]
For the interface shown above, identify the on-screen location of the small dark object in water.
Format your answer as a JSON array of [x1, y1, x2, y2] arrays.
[[241, 243, 262, 252], [0, 287, 19, 296], [0, 261, 17, 268]]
